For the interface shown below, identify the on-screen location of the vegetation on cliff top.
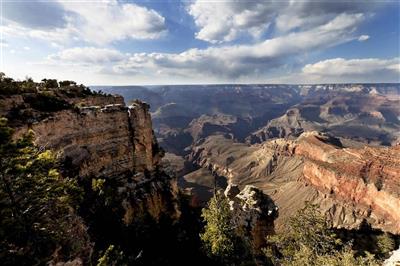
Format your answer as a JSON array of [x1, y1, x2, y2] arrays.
[[0, 73, 116, 127], [0, 72, 95, 97]]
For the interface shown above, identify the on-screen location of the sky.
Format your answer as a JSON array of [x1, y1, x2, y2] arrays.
[[1, 0, 399, 85]]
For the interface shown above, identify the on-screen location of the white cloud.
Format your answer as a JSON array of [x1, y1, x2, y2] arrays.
[[4, 0, 392, 85], [188, 0, 277, 43], [301, 57, 400, 82], [3, 0, 167, 45], [358, 35, 370, 41], [113, 13, 365, 79], [188, 0, 373, 43], [23, 46, 31, 50], [48, 47, 125, 64], [274, 1, 372, 32], [60, 0, 167, 44]]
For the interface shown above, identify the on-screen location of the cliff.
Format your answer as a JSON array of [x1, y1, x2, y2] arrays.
[[189, 132, 400, 234], [6, 92, 180, 225]]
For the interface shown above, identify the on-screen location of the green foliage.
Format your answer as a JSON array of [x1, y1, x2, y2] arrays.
[[26, 92, 72, 112], [92, 178, 106, 195], [0, 72, 24, 95], [96, 245, 127, 266], [264, 202, 380, 266], [0, 73, 95, 97], [201, 193, 236, 261], [41, 78, 59, 89], [0, 118, 89, 265], [59, 80, 76, 87], [281, 244, 379, 266], [376, 233, 396, 257], [200, 193, 255, 265]]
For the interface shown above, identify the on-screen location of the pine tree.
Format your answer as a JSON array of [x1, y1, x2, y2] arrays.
[[200, 193, 237, 264], [0, 118, 90, 265]]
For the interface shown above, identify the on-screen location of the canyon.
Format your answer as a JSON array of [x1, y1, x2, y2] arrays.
[[97, 83, 400, 235], [1, 80, 399, 264], [189, 132, 400, 234]]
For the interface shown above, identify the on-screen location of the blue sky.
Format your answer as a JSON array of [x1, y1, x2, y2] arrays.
[[1, 0, 399, 85]]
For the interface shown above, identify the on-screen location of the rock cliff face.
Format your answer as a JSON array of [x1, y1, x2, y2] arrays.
[[10, 95, 179, 223], [225, 184, 278, 251], [189, 132, 400, 234]]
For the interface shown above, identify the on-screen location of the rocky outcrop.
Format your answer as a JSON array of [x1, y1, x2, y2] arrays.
[[225, 184, 278, 251], [384, 246, 400, 266], [189, 132, 400, 234], [10, 94, 179, 223]]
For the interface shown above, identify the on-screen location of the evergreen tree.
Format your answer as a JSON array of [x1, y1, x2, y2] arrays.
[[0, 118, 90, 265], [200, 193, 237, 264]]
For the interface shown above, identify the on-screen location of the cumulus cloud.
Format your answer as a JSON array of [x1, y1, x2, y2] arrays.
[[60, 1, 167, 44], [3, 0, 166, 45], [48, 47, 125, 64], [110, 13, 365, 80], [188, 0, 278, 43], [188, 0, 374, 43], [5, 0, 393, 84], [274, 0, 372, 32], [302, 57, 400, 82], [358, 35, 370, 41]]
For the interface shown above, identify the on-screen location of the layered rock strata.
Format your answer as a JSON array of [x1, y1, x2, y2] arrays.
[[190, 132, 400, 234], [11, 95, 179, 223]]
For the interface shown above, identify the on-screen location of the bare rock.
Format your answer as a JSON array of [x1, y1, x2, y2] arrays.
[[224, 183, 240, 199], [227, 185, 278, 251], [190, 132, 400, 234], [11, 95, 179, 223], [384, 246, 400, 266]]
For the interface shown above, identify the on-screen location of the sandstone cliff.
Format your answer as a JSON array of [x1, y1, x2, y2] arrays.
[[189, 132, 400, 234], [6, 93, 180, 224]]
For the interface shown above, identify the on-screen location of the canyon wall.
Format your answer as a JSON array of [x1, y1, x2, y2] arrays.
[[189, 132, 400, 234], [11, 95, 180, 224]]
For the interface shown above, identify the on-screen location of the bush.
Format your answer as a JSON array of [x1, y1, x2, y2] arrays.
[[41, 79, 59, 89], [25, 93, 72, 112], [0, 118, 90, 265], [59, 80, 76, 87], [200, 193, 253, 265], [264, 202, 380, 266]]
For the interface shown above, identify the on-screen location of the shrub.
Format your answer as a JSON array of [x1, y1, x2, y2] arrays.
[[0, 118, 90, 265], [200, 192, 253, 265], [201, 193, 236, 262], [264, 202, 380, 266]]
